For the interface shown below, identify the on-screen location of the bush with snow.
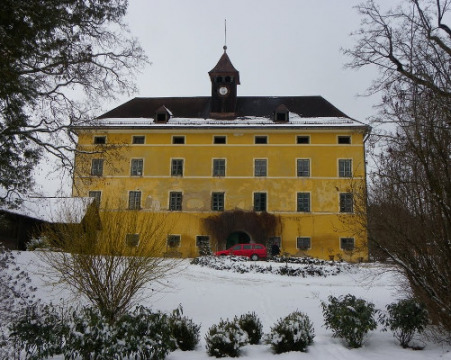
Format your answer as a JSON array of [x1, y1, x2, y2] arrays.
[[235, 312, 263, 345], [169, 305, 201, 351], [265, 310, 315, 354], [205, 318, 248, 358], [380, 298, 429, 348], [26, 237, 49, 251], [322, 294, 378, 348]]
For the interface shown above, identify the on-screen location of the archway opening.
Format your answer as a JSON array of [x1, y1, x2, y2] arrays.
[[226, 231, 251, 249]]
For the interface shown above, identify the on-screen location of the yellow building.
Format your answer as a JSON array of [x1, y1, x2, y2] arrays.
[[72, 48, 370, 261]]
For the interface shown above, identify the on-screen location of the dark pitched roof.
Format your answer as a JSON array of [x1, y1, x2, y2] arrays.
[[209, 50, 240, 84], [98, 96, 349, 120]]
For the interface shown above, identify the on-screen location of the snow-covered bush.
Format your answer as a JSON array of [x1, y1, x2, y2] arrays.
[[205, 318, 248, 358], [322, 294, 378, 348], [265, 310, 315, 353], [9, 303, 66, 360], [380, 298, 429, 348], [169, 305, 201, 351], [235, 312, 263, 345]]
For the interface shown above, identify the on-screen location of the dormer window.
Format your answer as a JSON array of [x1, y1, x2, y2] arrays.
[[274, 104, 289, 122], [154, 105, 172, 123]]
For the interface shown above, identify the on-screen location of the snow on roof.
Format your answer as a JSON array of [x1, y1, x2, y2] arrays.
[[89, 114, 366, 129], [1, 197, 94, 224]]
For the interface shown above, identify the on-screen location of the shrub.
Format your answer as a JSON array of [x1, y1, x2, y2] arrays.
[[9, 304, 67, 360], [322, 294, 378, 348], [169, 305, 201, 351], [205, 318, 248, 358], [265, 310, 315, 353], [380, 298, 429, 348], [235, 312, 263, 345], [26, 237, 49, 251]]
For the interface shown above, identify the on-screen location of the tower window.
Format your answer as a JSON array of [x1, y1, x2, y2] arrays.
[[255, 136, 268, 144], [215, 76, 223, 83]]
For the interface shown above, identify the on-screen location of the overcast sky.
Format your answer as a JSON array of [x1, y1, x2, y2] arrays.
[[35, 0, 393, 196]]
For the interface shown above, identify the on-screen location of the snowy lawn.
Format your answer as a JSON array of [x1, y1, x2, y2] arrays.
[[15, 252, 451, 360]]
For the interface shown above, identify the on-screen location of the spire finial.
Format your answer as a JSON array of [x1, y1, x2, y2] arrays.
[[223, 19, 227, 52]]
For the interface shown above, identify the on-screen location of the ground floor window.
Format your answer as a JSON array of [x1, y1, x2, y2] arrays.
[[340, 237, 355, 251], [125, 233, 139, 247], [167, 234, 181, 248], [296, 237, 311, 250]]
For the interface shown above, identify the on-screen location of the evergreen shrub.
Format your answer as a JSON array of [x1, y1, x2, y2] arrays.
[[265, 310, 315, 353], [205, 318, 248, 357], [169, 305, 201, 351], [380, 298, 428, 348], [321, 294, 378, 348], [235, 312, 263, 345]]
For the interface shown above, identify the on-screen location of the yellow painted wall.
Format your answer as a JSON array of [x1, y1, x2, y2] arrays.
[[73, 128, 368, 262]]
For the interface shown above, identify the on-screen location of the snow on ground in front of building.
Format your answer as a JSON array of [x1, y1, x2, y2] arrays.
[[15, 252, 451, 360]]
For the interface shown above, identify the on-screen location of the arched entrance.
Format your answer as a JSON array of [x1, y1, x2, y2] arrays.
[[226, 231, 251, 249]]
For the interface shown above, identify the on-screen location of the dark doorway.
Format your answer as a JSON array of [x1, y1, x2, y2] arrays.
[[226, 231, 251, 249]]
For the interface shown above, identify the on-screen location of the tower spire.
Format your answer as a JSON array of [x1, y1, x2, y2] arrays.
[[223, 19, 227, 52]]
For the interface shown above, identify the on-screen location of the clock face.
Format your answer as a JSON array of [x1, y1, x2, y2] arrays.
[[218, 86, 228, 96]]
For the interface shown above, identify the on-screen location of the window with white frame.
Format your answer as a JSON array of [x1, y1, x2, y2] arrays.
[[211, 192, 224, 211], [296, 136, 310, 144], [213, 159, 226, 177], [128, 191, 141, 210], [169, 192, 182, 211], [131, 159, 144, 176], [254, 159, 267, 177], [338, 159, 352, 178], [172, 136, 185, 144], [338, 136, 351, 144], [340, 193, 353, 213], [132, 136, 145, 144], [91, 159, 104, 176], [171, 159, 184, 177], [297, 192, 311, 212], [297, 159, 310, 177], [213, 136, 226, 144], [340, 237, 355, 251], [255, 136, 268, 144], [254, 192, 267, 212], [296, 237, 311, 250]]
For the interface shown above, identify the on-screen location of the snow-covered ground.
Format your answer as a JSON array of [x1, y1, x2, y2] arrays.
[[15, 252, 451, 359]]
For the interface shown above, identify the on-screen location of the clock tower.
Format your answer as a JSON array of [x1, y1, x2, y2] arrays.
[[209, 46, 240, 118]]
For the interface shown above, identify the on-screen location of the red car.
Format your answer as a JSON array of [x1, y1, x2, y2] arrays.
[[215, 243, 267, 261]]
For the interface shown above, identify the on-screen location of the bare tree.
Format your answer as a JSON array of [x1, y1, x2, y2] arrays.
[[39, 204, 179, 323], [0, 0, 148, 205], [345, 0, 451, 333]]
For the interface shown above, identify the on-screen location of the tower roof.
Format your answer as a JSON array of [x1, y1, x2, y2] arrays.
[[209, 48, 240, 84]]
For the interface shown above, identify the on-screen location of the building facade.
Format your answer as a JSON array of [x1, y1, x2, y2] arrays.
[[72, 48, 370, 261]]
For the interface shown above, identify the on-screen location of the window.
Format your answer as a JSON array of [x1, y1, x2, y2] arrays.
[[126, 234, 139, 247], [156, 113, 168, 122], [243, 244, 252, 250], [338, 136, 351, 144], [340, 237, 355, 251], [211, 192, 224, 211], [254, 192, 267, 212], [88, 191, 101, 206], [167, 235, 181, 248], [297, 136, 310, 144], [196, 235, 210, 248], [297, 159, 310, 177], [213, 159, 226, 177], [214, 136, 226, 144], [172, 136, 185, 144], [128, 191, 141, 210], [254, 159, 267, 177], [275, 112, 288, 122], [169, 192, 182, 211], [297, 237, 311, 250], [297, 192, 311, 212], [93, 136, 106, 144], [132, 136, 145, 144], [131, 159, 143, 176], [91, 159, 104, 176], [171, 159, 184, 177], [340, 193, 353, 213], [255, 136, 268, 144], [339, 159, 352, 177]]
